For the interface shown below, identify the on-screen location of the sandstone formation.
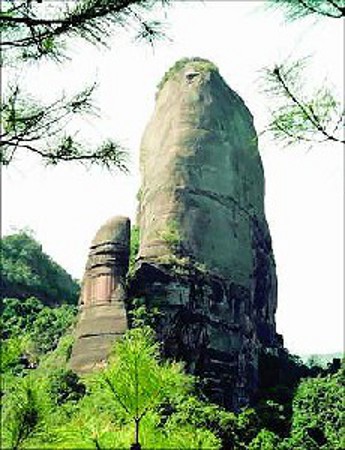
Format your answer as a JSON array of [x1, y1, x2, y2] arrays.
[[69, 216, 130, 373], [131, 58, 282, 409]]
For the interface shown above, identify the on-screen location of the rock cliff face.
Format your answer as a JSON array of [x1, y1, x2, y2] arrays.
[[69, 216, 130, 373], [131, 58, 282, 409], [70, 59, 282, 409]]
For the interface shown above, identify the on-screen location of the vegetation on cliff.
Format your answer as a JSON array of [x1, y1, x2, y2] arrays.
[[156, 57, 219, 95], [128, 225, 140, 277]]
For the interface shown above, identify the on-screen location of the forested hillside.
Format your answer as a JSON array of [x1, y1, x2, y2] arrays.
[[1, 230, 79, 305], [1, 231, 79, 360]]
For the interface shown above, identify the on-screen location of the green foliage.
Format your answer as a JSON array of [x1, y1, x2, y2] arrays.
[[169, 395, 263, 449], [1, 297, 43, 338], [0, 0, 170, 63], [98, 325, 192, 445], [55, 409, 220, 449], [0, 82, 129, 169], [286, 367, 345, 449], [127, 299, 162, 330], [27, 325, 220, 449], [1, 296, 77, 356], [1, 231, 80, 305], [48, 369, 86, 406], [1, 334, 32, 376], [128, 225, 140, 276], [38, 334, 75, 371], [157, 57, 219, 95], [2, 322, 343, 449], [249, 429, 280, 450], [1, 373, 53, 449], [0, 0, 169, 169], [261, 58, 344, 146], [159, 219, 182, 251], [265, 0, 345, 21], [30, 304, 77, 354]]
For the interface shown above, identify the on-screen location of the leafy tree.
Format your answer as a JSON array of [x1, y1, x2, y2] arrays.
[[1, 231, 80, 305], [1, 0, 169, 169], [98, 325, 190, 448]]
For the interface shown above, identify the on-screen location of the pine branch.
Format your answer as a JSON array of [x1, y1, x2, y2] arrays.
[[297, 0, 344, 18], [0, 0, 169, 58], [265, 0, 345, 20], [262, 61, 345, 146], [272, 66, 343, 143]]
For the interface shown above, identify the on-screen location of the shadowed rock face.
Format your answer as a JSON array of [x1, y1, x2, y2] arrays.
[[131, 58, 282, 409], [69, 216, 130, 373]]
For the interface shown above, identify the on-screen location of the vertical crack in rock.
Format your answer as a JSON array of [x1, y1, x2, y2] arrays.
[[131, 58, 283, 409], [69, 216, 130, 373]]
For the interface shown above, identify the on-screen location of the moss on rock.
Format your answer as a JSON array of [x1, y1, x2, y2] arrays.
[[156, 57, 218, 96]]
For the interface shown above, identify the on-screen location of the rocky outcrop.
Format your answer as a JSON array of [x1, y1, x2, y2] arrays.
[[69, 58, 282, 409], [131, 58, 282, 409], [69, 216, 130, 373]]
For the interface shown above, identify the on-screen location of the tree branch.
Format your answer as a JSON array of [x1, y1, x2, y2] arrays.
[[273, 66, 345, 144], [101, 374, 131, 415], [297, 0, 343, 18]]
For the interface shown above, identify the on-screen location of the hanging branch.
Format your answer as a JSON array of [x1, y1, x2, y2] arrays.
[[261, 59, 345, 146]]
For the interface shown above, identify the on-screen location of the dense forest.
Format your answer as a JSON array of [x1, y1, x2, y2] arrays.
[[1, 232, 343, 449], [1, 231, 79, 305]]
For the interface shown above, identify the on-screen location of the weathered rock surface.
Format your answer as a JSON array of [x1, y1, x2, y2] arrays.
[[69, 216, 130, 373], [131, 58, 282, 409]]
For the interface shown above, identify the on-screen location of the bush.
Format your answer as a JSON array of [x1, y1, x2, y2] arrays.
[[249, 429, 280, 450], [48, 369, 86, 405], [287, 366, 345, 449]]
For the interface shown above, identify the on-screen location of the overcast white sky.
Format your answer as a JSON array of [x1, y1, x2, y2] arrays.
[[2, 1, 344, 355]]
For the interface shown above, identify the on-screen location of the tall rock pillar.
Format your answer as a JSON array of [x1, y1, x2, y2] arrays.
[[131, 58, 282, 409], [70, 216, 130, 373]]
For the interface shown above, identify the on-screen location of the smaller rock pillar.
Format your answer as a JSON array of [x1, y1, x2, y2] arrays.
[[69, 216, 130, 373]]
